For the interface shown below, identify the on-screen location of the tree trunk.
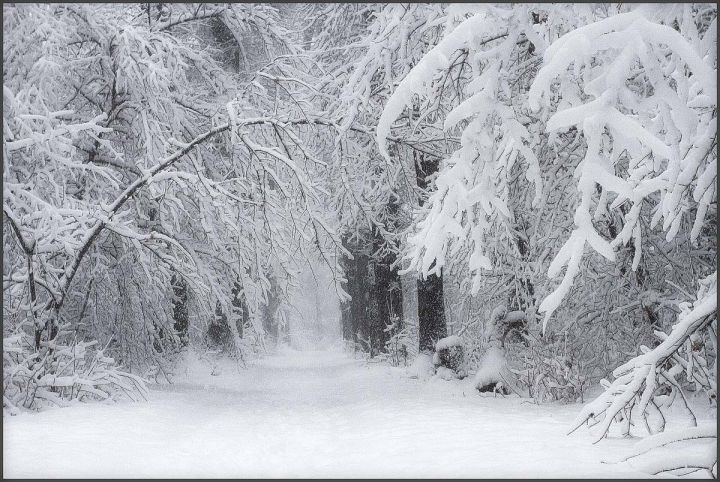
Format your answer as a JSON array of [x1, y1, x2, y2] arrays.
[[340, 230, 403, 355], [367, 242, 403, 356], [262, 276, 280, 348], [443, 267, 462, 336], [417, 273, 446, 351], [171, 274, 189, 346], [400, 270, 420, 358], [414, 147, 447, 352], [231, 280, 248, 338], [339, 237, 370, 349]]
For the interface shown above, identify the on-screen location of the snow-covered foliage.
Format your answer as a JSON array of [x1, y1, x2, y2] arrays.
[[377, 315, 412, 367], [470, 305, 521, 394], [373, 1, 716, 471], [2, 2, 717, 477], [528, 5, 717, 326], [433, 334, 465, 377], [376, 2, 716, 331], [3, 327, 147, 413], [3, 3, 346, 410], [571, 272, 716, 441], [511, 331, 590, 403]]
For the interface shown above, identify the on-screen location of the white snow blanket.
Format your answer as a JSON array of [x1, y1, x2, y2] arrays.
[[3, 348, 705, 478]]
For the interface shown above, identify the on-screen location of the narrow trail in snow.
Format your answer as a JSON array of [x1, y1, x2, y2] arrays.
[[4, 349, 648, 478]]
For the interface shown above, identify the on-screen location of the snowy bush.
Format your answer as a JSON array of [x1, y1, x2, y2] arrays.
[[473, 346, 521, 396], [433, 335, 466, 378], [462, 305, 521, 395], [3, 327, 148, 414], [378, 315, 411, 367], [513, 332, 590, 403]]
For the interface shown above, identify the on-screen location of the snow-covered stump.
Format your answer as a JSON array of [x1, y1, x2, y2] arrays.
[[433, 335, 466, 380], [472, 306, 523, 395], [473, 346, 522, 396]]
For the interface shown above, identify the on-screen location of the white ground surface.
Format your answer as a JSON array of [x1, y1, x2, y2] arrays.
[[3, 348, 712, 478]]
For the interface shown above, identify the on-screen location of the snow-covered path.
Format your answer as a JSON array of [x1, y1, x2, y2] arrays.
[[5, 349, 652, 478]]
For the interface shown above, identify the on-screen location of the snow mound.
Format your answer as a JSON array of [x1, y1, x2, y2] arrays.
[[435, 335, 462, 351], [473, 347, 520, 395], [435, 366, 458, 381], [406, 353, 435, 380]]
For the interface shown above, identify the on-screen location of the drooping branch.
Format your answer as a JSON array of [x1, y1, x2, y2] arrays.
[[47, 113, 379, 314], [52, 123, 231, 313], [570, 273, 717, 442]]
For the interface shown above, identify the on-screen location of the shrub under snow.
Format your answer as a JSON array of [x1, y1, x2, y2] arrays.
[[3, 329, 148, 414], [433, 335, 466, 378], [406, 353, 436, 381], [473, 346, 522, 396]]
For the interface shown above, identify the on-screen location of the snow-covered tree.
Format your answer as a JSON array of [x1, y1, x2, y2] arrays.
[[3, 3, 346, 409], [375, 3, 716, 459]]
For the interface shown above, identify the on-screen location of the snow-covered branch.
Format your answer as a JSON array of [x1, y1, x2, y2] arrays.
[[571, 272, 716, 441]]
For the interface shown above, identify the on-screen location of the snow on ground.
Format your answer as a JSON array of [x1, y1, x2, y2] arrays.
[[2, 348, 711, 478]]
